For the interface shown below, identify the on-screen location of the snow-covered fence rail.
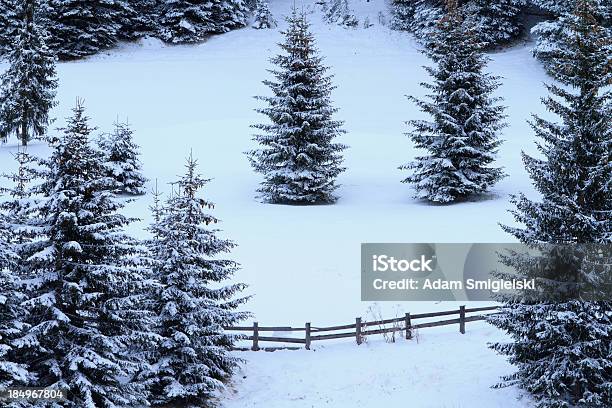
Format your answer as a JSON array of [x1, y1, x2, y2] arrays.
[[225, 305, 499, 351]]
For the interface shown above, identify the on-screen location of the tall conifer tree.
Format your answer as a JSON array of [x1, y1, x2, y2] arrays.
[[143, 153, 248, 407], [248, 8, 347, 204], [0, 0, 57, 146], [400, 0, 506, 203], [0, 149, 39, 397], [11, 101, 154, 407], [490, 2, 612, 406]]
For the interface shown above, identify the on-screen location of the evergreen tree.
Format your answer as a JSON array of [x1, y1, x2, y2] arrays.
[[158, 0, 248, 44], [0, 0, 57, 146], [211, 0, 249, 32], [400, 0, 506, 203], [0, 265, 33, 397], [323, 0, 358, 27], [98, 120, 148, 196], [123, 0, 159, 38], [410, 0, 445, 40], [490, 2, 612, 406], [248, 8, 347, 204], [391, 0, 528, 46], [0, 269, 30, 393], [142, 153, 248, 407], [0, 149, 37, 397], [390, 0, 416, 31], [531, 0, 612, 73], [251, 0, 276, 29], [464, 0, 526, 45], [44, 0, 130, 59], [0, 0, 19, 56], [13, 100, 154, 407]]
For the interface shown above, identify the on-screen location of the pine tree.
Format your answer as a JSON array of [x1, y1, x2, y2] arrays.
[[400, 0, 506, 203], [142, 153, 248, 408], [248, 8, 347, 204], [44, 0, 130, 60], [0, 0, 57, 146], [251, 0, 276, 29], [98, 120, 148, 196], [489, 2, 612, 406], [323, 0, 358, 27], [13, 100, 154, 407], [158, 0, 248, 44]]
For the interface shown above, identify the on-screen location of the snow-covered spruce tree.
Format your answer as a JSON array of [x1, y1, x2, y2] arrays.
[[323, 0, 358, 27], [410, 0, 445, 39], [391, 0, 528, 46], [157, 0, 248, 44], [464, 0, 526, 46], [531, 0, 611, 73], [44, 0, 130, 59], [0, 0, 19, 55], [142, 153, 248, 408], [489, 2, 612, 406], [390, 0, 416, 31], [0, 0, 57, 146], [248, 9, 347, 204], [400, 0, 506, 204], [251, 0, 276, 29], [14, 100, 154, 407], [123, 0, 159, 38], [0, 149, 38, 396], [212, 0, 249, 32], [98, 120, 148, 195], [0, 261, 32, 397], [0, 265, 30, 393]]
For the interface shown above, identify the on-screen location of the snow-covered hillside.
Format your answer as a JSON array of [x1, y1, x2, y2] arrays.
[[0, 1, 554, 406]]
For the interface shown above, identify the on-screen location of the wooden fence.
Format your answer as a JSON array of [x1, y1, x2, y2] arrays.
[[225, 305, 499, 351]]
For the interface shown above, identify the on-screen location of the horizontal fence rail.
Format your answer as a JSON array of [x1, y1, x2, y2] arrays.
[[225, 305, 499, 351]]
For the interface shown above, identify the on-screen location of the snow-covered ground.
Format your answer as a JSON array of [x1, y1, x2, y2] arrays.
[[222, 322, 532, 408], [0, 1, 554, 406]]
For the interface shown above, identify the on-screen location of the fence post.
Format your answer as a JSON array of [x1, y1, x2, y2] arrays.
[[405, 312, 412, 340], [305, 322, 311, 350], [252, 322, 260, 351], [356, 317, 362, 345], [459, 306, 466, 334]]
